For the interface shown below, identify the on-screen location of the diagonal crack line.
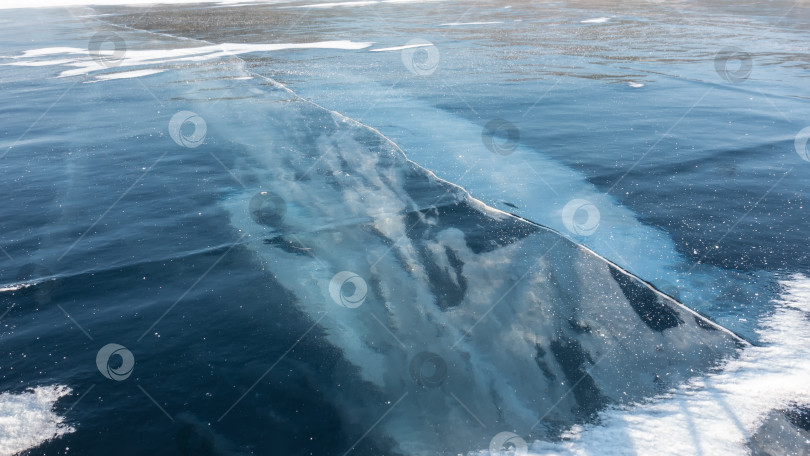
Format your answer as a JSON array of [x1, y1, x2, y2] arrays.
[[138, 233, 248, 342], [606, 87, 713, 196], [295, 79, 401, 184], [218, 313, 326, 422], [0, 304, 14, 323], [369, 158, 481, 271], [526, 273, 678, 433]]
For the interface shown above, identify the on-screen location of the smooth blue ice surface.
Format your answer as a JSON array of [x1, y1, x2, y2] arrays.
[[1, 1, 809, 455]]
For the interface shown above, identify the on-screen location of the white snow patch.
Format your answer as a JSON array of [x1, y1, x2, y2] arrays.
[[581, 17, 610, 24], [370, 43, 432, 52], [6, 41, 373, 78], [91, 68, 165, 81], [0, 385, 74, 456], [440, 21, 504, 26], [0, 284, 27, 293]]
